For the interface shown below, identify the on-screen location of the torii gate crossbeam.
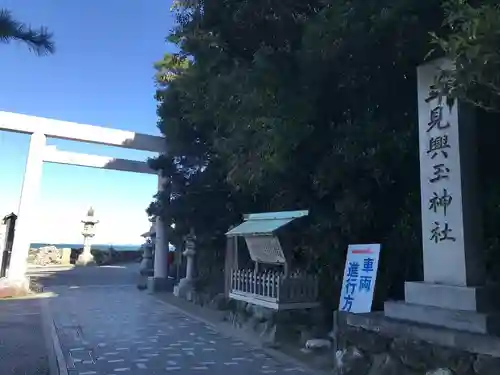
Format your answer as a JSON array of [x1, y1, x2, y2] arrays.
[[0, 111, 169, 286]]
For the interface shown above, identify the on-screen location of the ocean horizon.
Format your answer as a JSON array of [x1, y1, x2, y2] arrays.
[[31, 243, 141, 251]]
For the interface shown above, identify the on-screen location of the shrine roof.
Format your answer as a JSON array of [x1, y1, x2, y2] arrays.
[[226, 210, 308, 237]]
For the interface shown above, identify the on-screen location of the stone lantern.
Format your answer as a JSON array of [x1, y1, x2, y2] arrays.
[[140, 223, 155, 276], [77, 207, 99, 265], [173, 229, 196, 299]]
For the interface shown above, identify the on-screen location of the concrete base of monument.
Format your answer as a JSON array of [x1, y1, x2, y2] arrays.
[[140, 268, 154, 277], [146, 276, 175, 293], [76, 252, 95, 266], [405, 281, 500, 312], [173, 278, 193, 299], [341, 311, 500, 362], [139, 259, 153, 276], [384, 300, 500, 335], [0, 276, 32, 297]]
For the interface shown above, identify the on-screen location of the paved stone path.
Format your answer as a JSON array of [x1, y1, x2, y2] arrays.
[[0, 298, 50, 375], [41, 266, 313, 375]]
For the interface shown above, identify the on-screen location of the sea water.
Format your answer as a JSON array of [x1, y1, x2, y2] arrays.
[[30, 243, 141, 251]]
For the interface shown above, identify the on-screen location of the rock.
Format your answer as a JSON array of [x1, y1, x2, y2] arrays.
[[305, 338, 332, 351], [209, 293, 229, 310], [60, 248, 72, 264], [310, 307, 327, 324], [245, 302, 254, 315], [335, 347, 370, 375], [342, 328, 391, 354], [311, 353, 334, 369], [78, 250, 96, 265], [328, 329, 335, 341], [194, 291, 211, 306], [251, 305, 274, 321], [140, 268, 154, 277], [473, 355, 500, 375], [173, 277, 194, 299], [254, 321, 267, 334], [390, 337, 433, 371], [431, 346, 473, 374], [367, 354, 411, 375], [425, 369, 453, 375], [260, 322, 280, 348], [225, 298, 237, 311], [235, 301, 248, 313], [273, 310, 295, 325], [185, 290, 196, 302], [29, 245, 64, 266], [29, 280, 43, 293], [227, 311, 246, 328], [243, 316, 260, 332], [0, 277, 31, 298], [300, 327, 316, 346]]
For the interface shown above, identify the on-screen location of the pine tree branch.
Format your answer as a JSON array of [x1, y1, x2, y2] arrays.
[[0, 9, 55, 55]]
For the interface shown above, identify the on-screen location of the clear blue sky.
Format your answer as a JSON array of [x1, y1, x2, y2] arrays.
[[0, 0, 175, 244]]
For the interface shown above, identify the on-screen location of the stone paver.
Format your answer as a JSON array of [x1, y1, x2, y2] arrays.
[[47, 283, 311, 375]]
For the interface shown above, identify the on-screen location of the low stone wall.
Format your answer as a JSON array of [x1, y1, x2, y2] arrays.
[[28, 246, 142, 266], [27, 246, 71, 266], [336, 312, 500, 375], [88, 248, 142, 265], [170, 289, 334, 369], [179, 289, 325, 344], [224, 300, 329, 346]]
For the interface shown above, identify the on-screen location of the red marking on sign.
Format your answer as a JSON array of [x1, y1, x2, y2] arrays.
[[351, 249, 374, 254]]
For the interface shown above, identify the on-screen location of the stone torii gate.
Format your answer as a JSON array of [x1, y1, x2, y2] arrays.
[[0, 111, 170, 286]]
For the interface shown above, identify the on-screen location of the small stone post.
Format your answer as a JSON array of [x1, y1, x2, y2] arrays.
[[224, 225, 235, 298], [173, 229, 196, 299], [77, 207, 99, 265]]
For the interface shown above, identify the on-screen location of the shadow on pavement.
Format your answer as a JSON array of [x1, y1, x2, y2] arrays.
[[0, 263, 141, 375], [0, 296, 52, 375], [28, 262, 142, 288]]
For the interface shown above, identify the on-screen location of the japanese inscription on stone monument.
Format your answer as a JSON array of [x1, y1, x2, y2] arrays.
[[426, 102, 456, 244]]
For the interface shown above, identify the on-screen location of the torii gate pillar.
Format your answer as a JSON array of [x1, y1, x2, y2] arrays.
[[8, 133, 46, 280]]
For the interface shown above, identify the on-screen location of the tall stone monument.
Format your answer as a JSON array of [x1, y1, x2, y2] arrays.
[[78, 207, 99, 265], [385, 58, 499, 334]]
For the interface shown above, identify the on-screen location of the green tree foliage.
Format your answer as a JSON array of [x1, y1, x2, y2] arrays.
[[0, 9, 55, 55], [430, 0, 500, 111], [150, 0, 500, 309]]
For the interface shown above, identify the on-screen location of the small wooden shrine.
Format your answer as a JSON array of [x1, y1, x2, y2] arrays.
[[226, 210, 319, 310]]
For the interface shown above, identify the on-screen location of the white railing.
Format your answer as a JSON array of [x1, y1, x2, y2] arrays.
[[229, 269, 319, 308]]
